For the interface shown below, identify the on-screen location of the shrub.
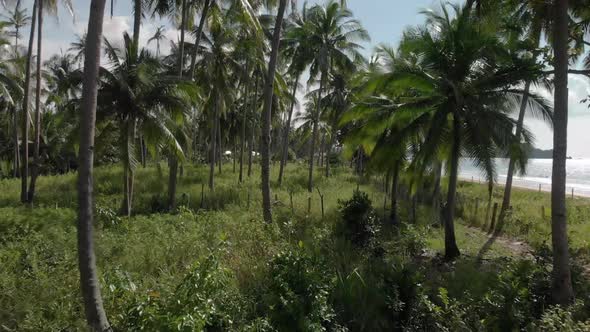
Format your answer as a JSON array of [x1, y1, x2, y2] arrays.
[[263, 248, 334, 332], [337, 190, 379, 247]]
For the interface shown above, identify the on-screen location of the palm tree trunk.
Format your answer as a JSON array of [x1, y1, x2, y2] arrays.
[[13, 106, 20, 178], [217, 118, 222, 174], [308, 70, 325, 193], [390, 161, 400, 225], [28, 0, 43, 203], [21, 0, 37, 203], [278, 75, 299, 186], [260, 0, 288, 223], [77, 0, 110, 329], [168, 157, 178, 210], [209, 97, 218, 190], [551, 0, 574, 305], [121, 122, 135, 217], [500, 81, 531, 219], [189, 0, 211, 80], [444, 115, 462, 260], [248, 129, 253, 177], [432, 161, 442, 226], [239, 70, 253, 183], [133, 0, 141, 48], [325, 118, 337, 177], [168, 0, 187, 210], [232, 139, 236, 173]]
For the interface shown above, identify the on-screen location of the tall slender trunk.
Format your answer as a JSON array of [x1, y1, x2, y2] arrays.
[[390, 162, 400, 225], [133, 0, 141, 48], [217, 117, 222, 174], [500, 80, 531, 219], [168, 0, 187, 210], [551, 0, 574, 305], [278, 76, 299, 185], [121, 122, 136, 217], [239, 70, 254, 183], [432, 161, 442, 226], [232, 140, 236, 173], [308, 71, 325, 192], [248, 129, 253, 177], [325, 117, 338, 177], [28, 0, 43, 203], [260, 0, 288, 223], [189, 0, 211, 80], [13, 106, 20, 178], [168, 157, 178, 210], [209, 97, 219, 190], [444, 114, 461, 260], [77, 0, 110, 329], [21, 0, 37, 203]]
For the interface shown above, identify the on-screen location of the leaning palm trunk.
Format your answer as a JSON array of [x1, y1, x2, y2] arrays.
[[260, 0, 288, 223], [21, 0, 37, 203], [189, 0, 212, 80], [77, 0, 111, 329], [168, 0, 187, 210], [500, 81, 531, 220], [444, 115, 461, 260], [28, 0, 44, 203], [308, 71, 325, 192], [550, 0, 574, 305], [278, 76, 299, 186]]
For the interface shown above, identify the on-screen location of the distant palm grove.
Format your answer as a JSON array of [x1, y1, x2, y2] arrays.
[[1, 0, 590, 330]]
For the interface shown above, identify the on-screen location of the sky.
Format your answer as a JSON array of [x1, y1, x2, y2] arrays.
[[9, 0, 590, 158]]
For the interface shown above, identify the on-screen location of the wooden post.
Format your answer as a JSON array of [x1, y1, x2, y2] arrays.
[[307, 196, 312, 214], [539, 183, 542, 193], [247, 190, 251, 209], [572, 188, 574, 199], [474, 198, 480, 224], [489, 202, 498, 234], [541, 205, 545, 220], [200, 183, 204, 209]]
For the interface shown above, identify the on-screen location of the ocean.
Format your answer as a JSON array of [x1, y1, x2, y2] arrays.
[[459, 158, 590, 197]]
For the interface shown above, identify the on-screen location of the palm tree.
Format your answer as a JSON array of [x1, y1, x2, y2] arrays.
[[28, 0, 74, 203], [192, 11, 239, 190], [19, 0, 37, 203], [277, 6, 310, 186], [291, 1, 368, 192], [550, 0, 574, 305], [148, 25, 167, 56], [99, 33, 195, 216], [351, 4, 550, 260], [2, 0, 30, 57], [69, 33, 87, 64], [77, 0, 110, 329], [260, 0, 288, 223]]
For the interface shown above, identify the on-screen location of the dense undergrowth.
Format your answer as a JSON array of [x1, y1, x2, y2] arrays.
[[1, 163, 589, 331]]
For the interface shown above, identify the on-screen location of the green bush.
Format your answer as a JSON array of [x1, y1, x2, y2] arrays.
[[337, 190, 379, 247], [263, 248, 334, 332]]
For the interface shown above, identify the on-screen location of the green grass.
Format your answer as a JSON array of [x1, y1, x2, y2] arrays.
[[455, 181, 590, 252], [0, 162, 588, 330]]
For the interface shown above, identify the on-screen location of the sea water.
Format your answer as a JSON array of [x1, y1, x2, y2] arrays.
[[459, 158, 590, 197]]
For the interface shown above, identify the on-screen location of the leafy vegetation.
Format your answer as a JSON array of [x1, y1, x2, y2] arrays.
[[1, 0, 590, 329]]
